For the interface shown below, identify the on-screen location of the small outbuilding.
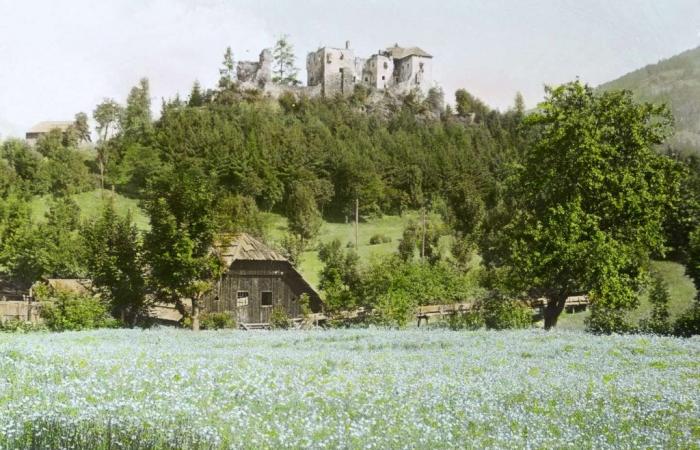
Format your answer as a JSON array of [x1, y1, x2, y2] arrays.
[[203, 233, 322, 325]]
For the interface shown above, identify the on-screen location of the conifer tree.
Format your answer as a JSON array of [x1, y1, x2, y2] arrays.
[[272, 35, 299, 86]]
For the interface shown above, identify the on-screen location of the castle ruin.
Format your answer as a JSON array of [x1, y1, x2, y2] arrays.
[[236, 42, 433, 97]]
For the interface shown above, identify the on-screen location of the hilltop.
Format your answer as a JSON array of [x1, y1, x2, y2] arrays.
[[598, 46, 700, 155]]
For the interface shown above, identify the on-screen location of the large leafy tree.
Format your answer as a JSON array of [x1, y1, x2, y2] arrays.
[[483, 81, 681, 329], [0, 197, 86, 288], [121, 78, 153, 143], [82, 201, 146, 326], [142, 165, 222, 331], [93, 99, 123, 190]]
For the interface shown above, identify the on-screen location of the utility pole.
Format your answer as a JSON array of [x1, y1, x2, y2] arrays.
[[355, 198, 359, 250], [421, 207, 426, 261]]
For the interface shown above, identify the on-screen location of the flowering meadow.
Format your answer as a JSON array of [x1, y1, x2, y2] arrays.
[[0, 328, 698, 449]]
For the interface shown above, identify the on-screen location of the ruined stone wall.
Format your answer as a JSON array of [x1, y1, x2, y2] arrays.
[[237, 49, 272, 88], [320, 47, 358, 96], [393, 56, 432, 94], [364, 54, 394, 90]]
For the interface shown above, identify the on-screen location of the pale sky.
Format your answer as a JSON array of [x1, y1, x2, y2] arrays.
[[1, 0, 699, 138]]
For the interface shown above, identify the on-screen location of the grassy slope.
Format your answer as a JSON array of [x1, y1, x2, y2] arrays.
[[30, 189, 150, 230], [264, 212, 417, 288]]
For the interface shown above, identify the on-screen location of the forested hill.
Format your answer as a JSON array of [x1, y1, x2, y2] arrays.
[[598, 46, 700, 155]]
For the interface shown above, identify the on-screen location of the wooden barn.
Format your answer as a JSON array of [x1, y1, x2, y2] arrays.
[[203, 233, 322, 325]]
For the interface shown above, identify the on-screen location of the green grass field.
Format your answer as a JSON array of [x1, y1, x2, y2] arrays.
[[30, 189, 150, 230], [264, 212, 420, 288]]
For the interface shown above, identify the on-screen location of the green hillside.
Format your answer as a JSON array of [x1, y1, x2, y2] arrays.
[[598, 46, 700, 155], [30, 189, 150, 230]]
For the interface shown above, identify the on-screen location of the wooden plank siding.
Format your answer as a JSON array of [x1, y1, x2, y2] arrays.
[[203, 260, 322, 324]]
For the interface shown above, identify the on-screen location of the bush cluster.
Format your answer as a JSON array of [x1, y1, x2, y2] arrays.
[[369, 234, 392, 245], [200, 312, 236, 330], [40, 291, 118, 332]]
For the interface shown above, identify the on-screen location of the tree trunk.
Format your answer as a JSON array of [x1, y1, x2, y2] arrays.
[[99, 161, 105, 191], [191, 298, 200, 331], [543, 294, 568, 330]]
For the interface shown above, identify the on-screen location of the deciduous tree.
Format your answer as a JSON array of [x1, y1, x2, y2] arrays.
[[483, 81, 680, 329]]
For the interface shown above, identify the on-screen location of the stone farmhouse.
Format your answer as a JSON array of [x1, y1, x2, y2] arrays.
[[237, 42, 433, 97]]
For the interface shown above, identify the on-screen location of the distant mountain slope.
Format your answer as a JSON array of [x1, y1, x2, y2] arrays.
[[598, 46, 700, 155]]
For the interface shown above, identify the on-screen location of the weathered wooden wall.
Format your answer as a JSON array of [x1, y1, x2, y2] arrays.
[[0, 301, 41, 323], [203, 261, 320, 324]]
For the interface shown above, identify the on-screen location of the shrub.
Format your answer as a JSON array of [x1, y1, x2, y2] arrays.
[[375, 290, 414, 327], [448, 310, 484, 330], [480, 293, 531, 330], [200, 312, 236, 330], [673, 303, 700, 337], [0, 319, 46, 333], [585, 305, 633, 335], [299, 293, 312, 319], [40, 291, 118, 332], [270, 306, 290, 329], [639, 274, 672, 335], [369, 234, 391, 245]]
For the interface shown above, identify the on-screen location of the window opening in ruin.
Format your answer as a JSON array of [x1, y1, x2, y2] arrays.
[[261, 291, 273, 307], [383, 62, 388, 69], [381, 75, 385, 80], [340, 53, 344, 60]]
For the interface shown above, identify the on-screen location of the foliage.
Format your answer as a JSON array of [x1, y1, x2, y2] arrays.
[[218, 46, 235, 90], [447, 310, 484, 330], [396, 216, 445, 264], [318, 239, 360, 313], [121, 78, 153, 143], [0, 196, 86, 288], [585, 304, 634, 335], [271, 35, 299, 86], [369, 233, 391, 245], [82, 201, 146, 326], [286, 182, 322, 247], [269, 306, 290, 329], [478, 293, 532, 330], [279, 233, 304, 267], [482, 81, 680, 329], [39, 290, 117, 332], [299, 293, 312, 319], [360, 256, 477, 326], [199, 312, 236, 330], [142, 165, 223, 330], [0, 319, 45, 333], [673, 303, 700, 337], [639, 274, 672, 335]]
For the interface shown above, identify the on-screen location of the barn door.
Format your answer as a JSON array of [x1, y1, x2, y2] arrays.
[[260, 290, 273, 323], [236, 290, 250, 324]]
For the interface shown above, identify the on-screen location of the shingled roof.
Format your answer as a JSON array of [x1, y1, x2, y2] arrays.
[[215, 233, 287, 268], [27, 121, 73, 134], [385, 45, 432, 60]]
